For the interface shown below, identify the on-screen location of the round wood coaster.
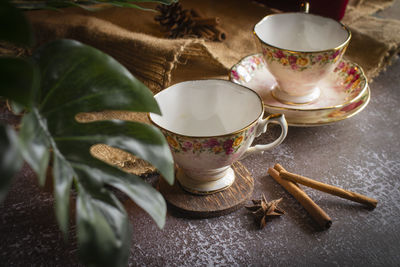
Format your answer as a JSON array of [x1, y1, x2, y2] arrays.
[[158, 161, 254, 218]]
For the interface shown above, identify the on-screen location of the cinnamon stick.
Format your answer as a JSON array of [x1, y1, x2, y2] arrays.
[[194, 27, 215, 40], [190, 9, 226, 41], [206, 25, 226, 41], [268, 164, 332, 229], [279, 170, 378, 209], [192, 17, 220, 26]]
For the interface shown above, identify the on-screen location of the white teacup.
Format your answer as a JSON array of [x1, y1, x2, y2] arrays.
[[254, 13, 351, 104], [149, 80, 288, 194]]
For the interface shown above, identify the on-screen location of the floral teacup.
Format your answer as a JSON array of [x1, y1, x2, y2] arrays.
[[149, 80, 288, 194], [254, 12, 351, 104]]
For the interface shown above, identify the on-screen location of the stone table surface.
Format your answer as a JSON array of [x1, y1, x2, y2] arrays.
[[1, 4, 400, 267]]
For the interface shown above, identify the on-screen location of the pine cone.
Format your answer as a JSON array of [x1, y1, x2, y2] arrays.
[[155, 3, 195, 39]]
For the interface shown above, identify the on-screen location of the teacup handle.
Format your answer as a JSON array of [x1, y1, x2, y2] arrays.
[[241, 113, 288, 159]]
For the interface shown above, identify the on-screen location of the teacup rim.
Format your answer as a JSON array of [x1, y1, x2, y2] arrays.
[[253, 12, 352, 54], [148, 79, 265, 139]]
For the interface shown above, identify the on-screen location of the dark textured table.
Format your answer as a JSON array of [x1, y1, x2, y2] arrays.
[[1, 5, 400, 267]]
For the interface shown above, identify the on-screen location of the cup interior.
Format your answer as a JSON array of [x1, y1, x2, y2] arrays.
[[254, 13, 350, 52], [150, 80, 263, 137]]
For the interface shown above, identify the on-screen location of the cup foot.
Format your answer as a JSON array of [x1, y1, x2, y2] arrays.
[[176, 167, 235, 195], [271, 87, 320, 105]]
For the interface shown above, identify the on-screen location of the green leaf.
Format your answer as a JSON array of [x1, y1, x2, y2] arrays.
[[18, 111, 50, 186], [0, 57, 38, 108], [69, 158, 167, 228], [104, 169, 167, 228], [10, 39, 175, 266], [53, 120, 174, 184], [12, 0, 178, 11], [93, 0, 178, 10], [0, 0, 33, 46], [53, 152, 74, 238], [49, 136, 168, 227], [76, 179, 131, 267], [16, 39, 175, 265], [0, 124, 23, 202], [31, 39, 174, 179], [32, 39, 160, 114], [99, 1, 156, 11]]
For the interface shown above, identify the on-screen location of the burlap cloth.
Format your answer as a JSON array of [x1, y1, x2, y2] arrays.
[[24, 0, 400, 175]]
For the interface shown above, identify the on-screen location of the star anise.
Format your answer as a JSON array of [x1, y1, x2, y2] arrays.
[[245, 194, 285, 229]]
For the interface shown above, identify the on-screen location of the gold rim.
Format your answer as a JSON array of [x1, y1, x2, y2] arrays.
[[285, 86, 370, 127], [148, 79, 265, 139], [253, 12, 352, 54], [229, 54, 368, 112]]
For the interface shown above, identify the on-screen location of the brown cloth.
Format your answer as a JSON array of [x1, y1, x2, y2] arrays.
[[24, 0, 400, 175], [26, 0, 400, 91]]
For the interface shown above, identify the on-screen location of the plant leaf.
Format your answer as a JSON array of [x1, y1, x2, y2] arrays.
[[18, 111, 50, 186], [92, 0, 178, 11], [0, 0, 33, 46], [32, 39, 160, 115], [0, 57, 38, 108], [50, 134, 168, 228], [105, 172, 167, 228], [67, 157, 167, 228], [99, 1, 156, 11], [0, 124, 23, 202], [53, 152, 74, 238], [12, 0, 178, 11], [31, 39, 174, 181], [22, 39, 175, 265], [76, 179, 131, 267], [54, 120, 174, 184]]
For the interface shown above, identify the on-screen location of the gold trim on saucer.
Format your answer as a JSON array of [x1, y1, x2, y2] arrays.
[[229, 53, 370, 127], [230, 53, 368, 112], [285, 86, 370, 127]]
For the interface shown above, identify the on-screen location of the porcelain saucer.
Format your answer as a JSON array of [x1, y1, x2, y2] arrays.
[[229, 53, 370, 126]]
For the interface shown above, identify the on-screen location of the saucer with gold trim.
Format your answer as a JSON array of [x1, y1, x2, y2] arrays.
[[229, 53, 370, 127]]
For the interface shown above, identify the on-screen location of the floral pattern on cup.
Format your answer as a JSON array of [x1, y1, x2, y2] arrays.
[[229, 53, 369, 126], [230, 55, 264, 83], [163, 126, 255, 156], [261, 45, 346, 72], [230, 55, 265, 83]]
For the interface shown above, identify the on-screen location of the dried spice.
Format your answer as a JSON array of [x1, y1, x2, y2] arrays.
[[155, 3, 226, 41], [245, 194, 284, 229]]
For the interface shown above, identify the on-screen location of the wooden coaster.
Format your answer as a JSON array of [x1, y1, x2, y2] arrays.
[[158, 161, 254, 218]]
